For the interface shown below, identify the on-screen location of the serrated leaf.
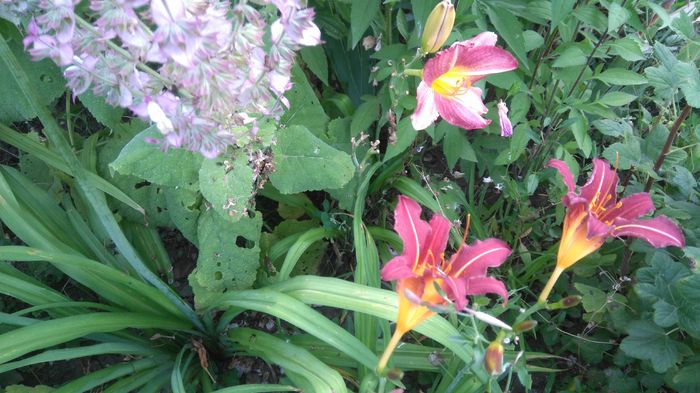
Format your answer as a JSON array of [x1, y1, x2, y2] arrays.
[[675, 62, 700, 108], [199, 152, 253, 222], [189, 209, 261, 309], [635, 255, 691, 303], [300, 45, 328, 86], [598, 91, 637, 106], [109, 126, 202, 189], [653, 300, 678, 327], [281, 65, 329, 136], [594, 68, 647, 85], [675, 274, 700, 337], [350, 0, 380, 48], [78, 91, 125, 130], [620, 320, 680, 373], [270, 125, 354, 194]]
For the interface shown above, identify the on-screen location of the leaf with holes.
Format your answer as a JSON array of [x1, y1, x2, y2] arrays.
[[199, 151, 253, 222], [189, 209, 262, 309]]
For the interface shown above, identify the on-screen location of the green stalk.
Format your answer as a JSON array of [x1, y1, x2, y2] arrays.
[[0, 34, 203, 331]]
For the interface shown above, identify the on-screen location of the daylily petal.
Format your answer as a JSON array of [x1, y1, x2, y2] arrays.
[[442, 276, 468, 310], [580, 158, 618, 209], [612, 216, 685, 248], [464, 276, 508, 305], [546, 159, 576, 194], [381, 256, 416, 281], [601, 192, 655, 221], [448, 238, 511, 278], [586, 213, 611, 239], [434, 87, 490, 130], [497, 101, 512, 137], [454, 45, 518, 83], [425, 215, 451, 263], [454, 31, 498, 49], [394, 196, 431, 272], [411, 82, 440, 130], [423, 44, 459, 85]]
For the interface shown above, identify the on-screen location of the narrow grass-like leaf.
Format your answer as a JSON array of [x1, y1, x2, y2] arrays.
[[0, 123, 144, 214], [102, 365, 173, 393], [171, 347, 194, 393], [228, 328, 346, 393], [0, 313, 189, 364], [0, 246, 187, 320], [277, 227, 337, 281], [212, 288, 378, 369], [269, 276, 474, 363], [0, 342, 160, 374], [211, 385, 299, 393], [53, 357, 166, 393]]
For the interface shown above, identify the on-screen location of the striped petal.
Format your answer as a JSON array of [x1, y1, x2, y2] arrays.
[[381, 256, 416, 281], [434, 87, 490, 130], [392, 195, 431, 275], [411, 82, 440, 130], [546, 159, 576, 193], [447, 238, 511, 278], [612, 216, 685, 248], [601, 192, 655, 221], [453, 45, 518, 84], [580, 158, 618, 209]]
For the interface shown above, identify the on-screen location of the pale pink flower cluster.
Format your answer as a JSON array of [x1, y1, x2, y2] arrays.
[[13, 0, 321, 158]]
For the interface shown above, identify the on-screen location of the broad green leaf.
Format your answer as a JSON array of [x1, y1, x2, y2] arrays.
[[573, 5, 608, 33], [598, 92, 638, 106], [350, 0, 381, 48], [281, 65, 329, 135], [78, 92, 126, 131], [164, 187, 200, 245], [552, 46, 587, 68], [199, 151, 253, 221], [384, 117, 418, 162], [620, 320, 681, 373], [607, 2, 630, 32], [635, 254, 691, 303], [442, 123, 476, 168], [189, 209, 261, 308], [229, 329, 345, 393], [485, 5, 530, 72], [653, 300, 678, 327], [675, 274, 700, 337], [594, 68, 647, 85], [0, 22, 64, 123], [608, 37, 645, 61], [571, 113, 592, 158], [592, 119, 632, 137], [675, 62, 700, 108], [551, 0, 576, 27], [300, 45, 328, 85], [523, 30, 544, 52], [0, 313, 188, 364], [351, 97, 380, 136], [110, 126, 202, 189], [270, 125, 354, 194]]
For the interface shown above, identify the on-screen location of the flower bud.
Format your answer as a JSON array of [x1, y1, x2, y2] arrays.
[[386, 368, 404, 381], [484, 340, 504, 376], [547, 295, 582, 310], [421, 0, 455, 54], [513, 320, 538, 333]]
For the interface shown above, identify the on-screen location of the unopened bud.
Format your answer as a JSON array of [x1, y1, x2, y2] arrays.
[[421, 0, 455, 54], [386, 368, 404, 381], [547, 295, 582, 310], [484, 340, 504, 376], [513, 320, 538, 333]]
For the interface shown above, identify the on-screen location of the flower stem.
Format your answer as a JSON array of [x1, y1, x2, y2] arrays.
[[538, 266, 564, 304], [403, 68, 423, 77], [376, 328, 405, 374], [643, 104, 692, 192]]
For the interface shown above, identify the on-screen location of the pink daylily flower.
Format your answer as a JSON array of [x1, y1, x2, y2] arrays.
[[381, 195, 511, 334], [539, 158, 685, 302], [376, 195, 511, 373], [411, 32, 518, 131]]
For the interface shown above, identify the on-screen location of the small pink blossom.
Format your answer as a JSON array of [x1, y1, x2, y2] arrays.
[[497, 100, 512, 137]]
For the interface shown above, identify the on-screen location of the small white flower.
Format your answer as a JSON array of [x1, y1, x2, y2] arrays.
[[483, 176, 493, 184]]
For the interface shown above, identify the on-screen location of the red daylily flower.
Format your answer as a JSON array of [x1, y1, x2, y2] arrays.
[[411, 32, 518, 131], [539, 158, 685, 303], [376, 195, 510, 374]]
